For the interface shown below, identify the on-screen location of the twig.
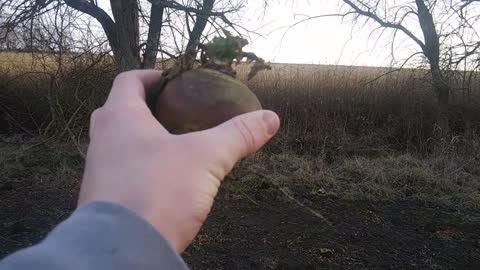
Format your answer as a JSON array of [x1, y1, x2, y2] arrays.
[[278, 187, 334, 228], [0, 102, 36, 137], [238, 189, 259, 206]]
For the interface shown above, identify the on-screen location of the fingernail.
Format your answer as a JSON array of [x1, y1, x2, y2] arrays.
[[263, 111, 279, 135]]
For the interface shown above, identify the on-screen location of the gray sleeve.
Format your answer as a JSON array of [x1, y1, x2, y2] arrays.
[[0, 201, 189, 270]]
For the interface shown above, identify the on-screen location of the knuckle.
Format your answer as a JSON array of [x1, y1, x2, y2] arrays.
[[89, 108, 102, 138], [90, 108, 101, 123], [113, 73, 125, 84], [112, 71, 134, 86], [89, 107, 116, 133], [232, 117, 257, 155], [94, 106, 117, 123]]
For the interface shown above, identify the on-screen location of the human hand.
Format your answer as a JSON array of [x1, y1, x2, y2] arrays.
[[78, 70, 280, 253]]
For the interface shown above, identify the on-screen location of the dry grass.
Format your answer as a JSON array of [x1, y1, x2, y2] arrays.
[[231, 151, 480, 210], [2, 52, 480, 147], [1, 51, 480, 209], [0, 139, 83, 197], [1, 138, 479, 212], [0, 51, 115, 73], [0, 52, 113, 138], [2, 51, 480, 150], [240, 63, 480, 154]]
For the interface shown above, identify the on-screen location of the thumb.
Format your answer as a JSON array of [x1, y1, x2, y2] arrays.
[[201, 110, 280, 164]]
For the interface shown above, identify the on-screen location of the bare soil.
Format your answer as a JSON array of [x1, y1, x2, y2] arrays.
[[185, 182, 480, 269], [0, 141, 479, 269]]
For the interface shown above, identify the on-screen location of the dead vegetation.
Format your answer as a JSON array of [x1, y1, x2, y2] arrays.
[[1, 52, 480, 268], [1, 52, 480, 208], [230, 150, 480, 211]]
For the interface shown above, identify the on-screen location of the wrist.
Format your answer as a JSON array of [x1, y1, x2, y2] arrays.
[[145, 210, 199, 253]]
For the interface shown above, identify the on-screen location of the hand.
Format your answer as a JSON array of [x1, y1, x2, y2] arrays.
[[78, 70, 280, 253]]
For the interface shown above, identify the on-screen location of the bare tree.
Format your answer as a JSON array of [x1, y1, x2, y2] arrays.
[[446, 1, 480, 71], [337, 0, 480, 134], [332, 1, 429, 133], [0, 2, 112, 142], [0, 0, 247, 72]]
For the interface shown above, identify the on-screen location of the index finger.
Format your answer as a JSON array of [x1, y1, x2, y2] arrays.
[[106, 69, 163, 106]]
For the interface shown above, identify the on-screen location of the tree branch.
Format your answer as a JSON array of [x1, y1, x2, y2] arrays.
[[149, 0, 238, 32], [142, 1, 165, 68], [361, 51, 423, 87], [149, 0, 228, 17], [415, 0, 439, 61], [186, 0, 214, 48], [0, 0, 57, 33], [342, 0, 426, 51], [63, 0, 116, 48]]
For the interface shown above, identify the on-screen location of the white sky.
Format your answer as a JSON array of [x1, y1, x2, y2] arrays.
[[96, 0, 421, 67], [240, 0, 411, 66]]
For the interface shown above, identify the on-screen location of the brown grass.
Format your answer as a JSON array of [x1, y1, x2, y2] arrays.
[[0, 52, 113, 138], [2, 51, 480, 150], [1, 137, 479, 212], [241, 63, 480, 155], [231, 151, 480, 210], [0, 51, 480, 212]]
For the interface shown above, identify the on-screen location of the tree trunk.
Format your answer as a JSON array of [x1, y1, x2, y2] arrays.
[[142, 2, 165, 69], [416, 0, 450, 135], [431, 66, 450, 135], [113, 45, 141, 72], [186, 0, 215, 49], [64, 0, 140, 72], [178, 0, 215, 69], [110, 0, 141, 72]]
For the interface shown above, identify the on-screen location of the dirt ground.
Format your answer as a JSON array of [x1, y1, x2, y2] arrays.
[[184, 183, 480, 269], [0, 142, 479, 269]]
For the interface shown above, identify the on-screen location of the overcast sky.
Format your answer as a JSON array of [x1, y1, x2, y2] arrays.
[[239, 0, 414, 66], [96, 0, 421, 67]]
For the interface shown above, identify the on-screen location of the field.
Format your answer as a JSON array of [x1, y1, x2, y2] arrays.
[[1, 52, 480, 269]]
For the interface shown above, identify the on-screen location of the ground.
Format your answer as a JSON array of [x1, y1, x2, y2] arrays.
[[0, 140, 479, 269], [185, 183, 480, 269]]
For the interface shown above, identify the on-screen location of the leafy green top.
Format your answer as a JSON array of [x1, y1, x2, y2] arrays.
[[201, 34, 248, 66], [199, 30, 271, 80]]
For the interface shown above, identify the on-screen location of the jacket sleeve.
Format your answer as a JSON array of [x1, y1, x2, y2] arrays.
[[0, 201, 189, 270]]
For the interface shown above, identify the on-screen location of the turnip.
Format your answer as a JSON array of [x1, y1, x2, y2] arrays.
[[147, 30, 271, 134]]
